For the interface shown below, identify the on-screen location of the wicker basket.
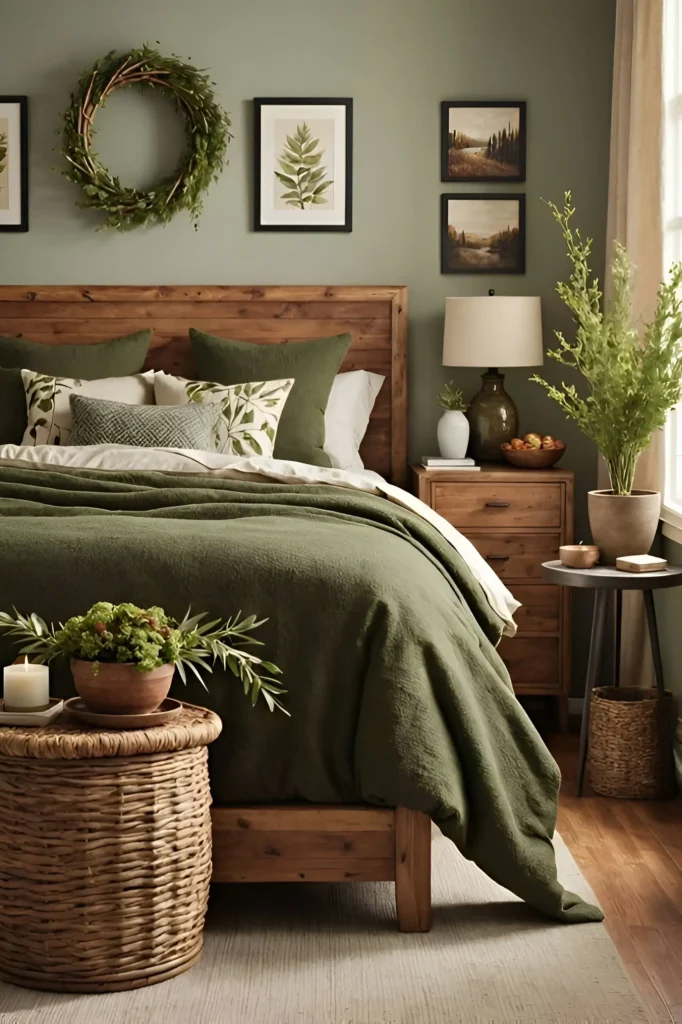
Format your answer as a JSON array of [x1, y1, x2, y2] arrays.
[[588, 686, 677, 799], [0, 704, 221, 993]]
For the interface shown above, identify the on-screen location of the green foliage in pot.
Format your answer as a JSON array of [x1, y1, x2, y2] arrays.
[[531, 192, 682, 495], [437, 381, 468, 412], [0, 602, 287, 714]]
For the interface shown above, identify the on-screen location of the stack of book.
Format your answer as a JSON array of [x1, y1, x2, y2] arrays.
[[421, 457, 480, 471]]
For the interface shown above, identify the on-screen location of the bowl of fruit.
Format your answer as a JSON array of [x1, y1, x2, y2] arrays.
[[501, 433, 566, 468]]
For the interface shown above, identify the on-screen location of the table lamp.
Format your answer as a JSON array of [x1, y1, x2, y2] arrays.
[[442, 294, 543, 461]]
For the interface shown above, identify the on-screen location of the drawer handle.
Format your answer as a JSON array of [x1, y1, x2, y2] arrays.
[[485, 500, 510, 508], [486, 554, 510, 562]]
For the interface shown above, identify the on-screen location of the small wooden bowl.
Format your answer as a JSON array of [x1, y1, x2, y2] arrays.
[[560, 544, 600, 568], [501, 445, 566, 469]]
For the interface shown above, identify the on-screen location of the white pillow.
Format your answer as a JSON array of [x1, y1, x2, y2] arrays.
[[154, 371, 294, 457], [21, 370, 155, 446], [324, 370, 385, 471]]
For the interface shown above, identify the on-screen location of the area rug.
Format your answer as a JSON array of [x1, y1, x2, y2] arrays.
[[0, 832, 647, 1024]]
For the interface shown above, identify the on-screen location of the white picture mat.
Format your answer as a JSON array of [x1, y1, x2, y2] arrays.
[[259, 104, 347, 226], [0, 103, 23, 226]]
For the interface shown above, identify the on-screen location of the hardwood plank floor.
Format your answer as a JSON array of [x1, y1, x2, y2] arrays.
[[549, 732, 682, 1023]]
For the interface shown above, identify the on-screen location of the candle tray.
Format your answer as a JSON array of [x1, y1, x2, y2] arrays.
[[0, 698, 64, 727]]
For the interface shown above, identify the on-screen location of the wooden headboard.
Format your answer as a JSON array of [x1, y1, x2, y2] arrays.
[[0, 285, 408, 484]]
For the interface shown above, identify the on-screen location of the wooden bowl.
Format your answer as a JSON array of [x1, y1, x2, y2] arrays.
[[559, 544, 600, 568], [501, 445, 566, 469]]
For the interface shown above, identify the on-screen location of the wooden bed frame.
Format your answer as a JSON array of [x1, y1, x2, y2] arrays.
[[0, 283, 432, 932]]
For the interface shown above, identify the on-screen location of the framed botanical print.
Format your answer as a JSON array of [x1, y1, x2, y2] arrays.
[[254, 98, 352, 232], [441, 194, 526, 274], [441, 101, 526, 183], [0, 97, 28, 233]]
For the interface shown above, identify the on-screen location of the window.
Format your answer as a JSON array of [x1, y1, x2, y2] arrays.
[[663, 0, 682, 536]]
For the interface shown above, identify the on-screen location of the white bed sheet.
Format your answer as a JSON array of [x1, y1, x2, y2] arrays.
[[0, 444, 520, 635]]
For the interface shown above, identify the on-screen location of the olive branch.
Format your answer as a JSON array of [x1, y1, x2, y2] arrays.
[[275, 122, 332, 209]]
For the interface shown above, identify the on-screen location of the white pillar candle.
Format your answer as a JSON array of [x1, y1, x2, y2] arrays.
[[3, 658, 50, 712]]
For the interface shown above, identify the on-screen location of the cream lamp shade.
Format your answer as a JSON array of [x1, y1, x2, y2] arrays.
[[442, 296, 543, 368]]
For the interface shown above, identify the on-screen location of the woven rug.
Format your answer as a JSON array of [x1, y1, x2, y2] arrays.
[[0, 832, 647, 1024]]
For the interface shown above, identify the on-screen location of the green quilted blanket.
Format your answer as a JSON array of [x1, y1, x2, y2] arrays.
[[0, 465, 601, 924]]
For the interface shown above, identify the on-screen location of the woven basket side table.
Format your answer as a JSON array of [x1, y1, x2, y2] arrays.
[[0, 702, 222, 993]]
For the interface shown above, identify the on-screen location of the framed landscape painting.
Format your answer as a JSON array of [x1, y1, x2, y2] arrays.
[[441, 194, 526, 274], [254, 98, 352, 232], [0, 97, 28, 233], [441, 101, 526, 182]]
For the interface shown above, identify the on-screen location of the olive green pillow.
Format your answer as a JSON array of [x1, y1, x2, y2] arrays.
[[0, 329, 152, 378], [0, 368, 27, 445], [190, 330, 351, 466]]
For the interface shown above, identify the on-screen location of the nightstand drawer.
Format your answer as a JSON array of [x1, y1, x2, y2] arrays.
[[497, 637, 560, 691], [434, 482, 562, 529], [463, 533, 560, 580], [508, 585, 559, 633]]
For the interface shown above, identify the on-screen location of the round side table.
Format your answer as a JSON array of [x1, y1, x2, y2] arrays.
[[0, 701, 222, 993], [541, 561, 682, 796]]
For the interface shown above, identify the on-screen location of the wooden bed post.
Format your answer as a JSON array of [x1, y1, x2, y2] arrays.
[[394, 807, 432, 932]]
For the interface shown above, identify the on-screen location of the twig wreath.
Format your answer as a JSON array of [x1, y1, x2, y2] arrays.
[[61, 45, 232, 230]]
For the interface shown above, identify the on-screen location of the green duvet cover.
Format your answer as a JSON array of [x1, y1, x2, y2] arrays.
[[0, 464, 601, 924]]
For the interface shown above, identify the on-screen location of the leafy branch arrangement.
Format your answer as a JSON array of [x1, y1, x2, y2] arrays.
[[61, 45, 233, 230], [532, 192, 682, 495], [275, 122, 332, 209], [438, 381, 467, 412], [0, 132, 6, 184], [0, 602, 288, 714]]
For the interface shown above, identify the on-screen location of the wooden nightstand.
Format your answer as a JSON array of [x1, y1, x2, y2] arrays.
[[412, 464, 574, 728]]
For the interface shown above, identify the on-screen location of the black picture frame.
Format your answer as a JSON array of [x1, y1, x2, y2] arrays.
[[441, 193, 526, 275], [440, 100, 526, 183], [0, 96, 28, 233], [254, 97, 353, 232]]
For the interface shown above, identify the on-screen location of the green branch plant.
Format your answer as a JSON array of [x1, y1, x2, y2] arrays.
[[0, 602, 288, 715], [275, 122, 332, 209], [60, 45, 232, 230], [0, 132, 7, 184], [531, 192, 682, 495], [438, 381, 468, 412]]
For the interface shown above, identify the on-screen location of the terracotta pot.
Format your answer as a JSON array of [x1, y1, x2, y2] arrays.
[[70, 660, 175, 716], [587, 490, 661, 565]]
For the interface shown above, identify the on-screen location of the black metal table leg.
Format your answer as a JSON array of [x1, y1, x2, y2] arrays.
[[643, 590, 665, 695], [614, 589, 622, 686], [577, 588, 609, 796]]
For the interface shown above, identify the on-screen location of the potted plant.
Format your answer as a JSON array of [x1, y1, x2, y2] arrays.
[[0, 601, 287, 715], [437, 381, 470, 459], [532, 193, 682, 563]]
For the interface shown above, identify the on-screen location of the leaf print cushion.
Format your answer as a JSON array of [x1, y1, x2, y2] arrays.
[[153, 372, 294, 457], [20, 370, 155, 447]]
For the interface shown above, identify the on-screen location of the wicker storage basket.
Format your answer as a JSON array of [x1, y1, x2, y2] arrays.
[[588, 686, 676, 799], [0, 703, 221, 993]]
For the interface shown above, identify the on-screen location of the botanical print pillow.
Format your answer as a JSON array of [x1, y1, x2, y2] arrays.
[[154, 372, 294, 457], [21, 370, 155, 446]]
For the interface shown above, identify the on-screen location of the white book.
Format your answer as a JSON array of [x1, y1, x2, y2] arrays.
[[421, 456, 475, 467], [421, 463, 481, 472]]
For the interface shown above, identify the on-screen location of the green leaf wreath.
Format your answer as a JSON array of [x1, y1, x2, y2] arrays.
[[60, 45, 233, 231], [275, 122, 332, 209]]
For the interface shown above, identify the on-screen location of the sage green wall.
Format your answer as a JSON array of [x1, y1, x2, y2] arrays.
[[1, 0, 616, 688]]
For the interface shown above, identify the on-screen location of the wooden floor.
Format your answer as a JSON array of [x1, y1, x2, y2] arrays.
[[548, 732, 682, 1023]]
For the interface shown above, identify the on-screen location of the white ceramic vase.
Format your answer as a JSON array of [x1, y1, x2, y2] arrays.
[[437, 410, 470, 459]]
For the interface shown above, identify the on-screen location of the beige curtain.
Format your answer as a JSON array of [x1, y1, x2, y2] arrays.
[[605, 0, 664, 687]]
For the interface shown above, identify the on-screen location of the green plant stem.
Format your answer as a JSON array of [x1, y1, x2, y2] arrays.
[[606, 450, 638, 496]]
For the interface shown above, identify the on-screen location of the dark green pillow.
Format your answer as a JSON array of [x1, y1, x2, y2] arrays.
[[0, 330, 152, 378], [190, 330, 351, 466], [0, 368, 27, 445]]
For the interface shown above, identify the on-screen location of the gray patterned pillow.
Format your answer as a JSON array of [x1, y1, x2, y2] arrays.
[[68, 394, 219, 450]]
